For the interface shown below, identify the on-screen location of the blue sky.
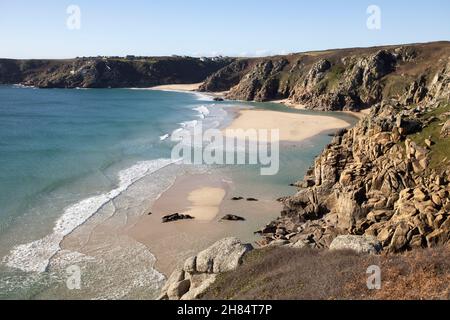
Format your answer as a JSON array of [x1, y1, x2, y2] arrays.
[[0, 0, 449, 59]]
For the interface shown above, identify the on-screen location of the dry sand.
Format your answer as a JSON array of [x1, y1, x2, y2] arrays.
[[183, 187, 226, 221], [225, 109, 350, 142], [149, 83, 203, 92]]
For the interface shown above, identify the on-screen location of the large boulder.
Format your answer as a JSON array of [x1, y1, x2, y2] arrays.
[[196, 237, 253, 273], [159, 237, 253, 300], [330, 235, 382, 254]]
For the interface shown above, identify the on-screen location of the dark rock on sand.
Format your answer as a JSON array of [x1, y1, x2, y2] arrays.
[[221, 215, 246, 221], [231, 197, 244, 201], [246, 198, 259, 202], [162, 213, 194, 223]]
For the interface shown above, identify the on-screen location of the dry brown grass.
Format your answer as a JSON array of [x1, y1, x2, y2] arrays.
[[202, 246, 450, 300]]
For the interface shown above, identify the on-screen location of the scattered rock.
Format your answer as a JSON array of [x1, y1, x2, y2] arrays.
[[213, 97, 224, 101], [231, 197, 244, 201], [221, 214, 246, 221], [162, 213, 194, 223]]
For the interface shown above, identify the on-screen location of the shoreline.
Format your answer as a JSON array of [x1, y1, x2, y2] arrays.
[[58, 85, 362, 283], [124, 87, 359, 276]]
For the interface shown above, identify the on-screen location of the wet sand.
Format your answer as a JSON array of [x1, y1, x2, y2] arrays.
[[125, 173, 282, 275]]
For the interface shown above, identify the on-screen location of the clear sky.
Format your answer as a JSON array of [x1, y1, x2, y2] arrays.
[[0, 0, 449, 59]]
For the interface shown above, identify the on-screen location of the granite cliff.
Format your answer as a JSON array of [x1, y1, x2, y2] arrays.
[[0, 56, 234, 88], [257, 53, 450, 252], [200, 41, 450, 111]]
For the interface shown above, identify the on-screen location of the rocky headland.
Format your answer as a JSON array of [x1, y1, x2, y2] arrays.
[[161, 41, 450, 300], [0, 56, 234, 88], [2, 42, 448, 299], [200, 41, 450, 111]]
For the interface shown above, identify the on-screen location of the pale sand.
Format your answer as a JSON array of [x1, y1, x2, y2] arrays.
[[125, 173, 281, 275], [271, 98, 307, 109], [225, 109, 350, 142], [183, 187, 226, 221], [149, 83, 203, 92], [149, 82, 229, 99]]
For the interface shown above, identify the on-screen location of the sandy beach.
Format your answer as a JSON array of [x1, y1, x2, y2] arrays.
[[149, 83, 203, 91], [125, 173, 282, 275], [225, 109, 351, 142]]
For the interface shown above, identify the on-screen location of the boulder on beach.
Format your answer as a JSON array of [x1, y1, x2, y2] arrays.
[[221, 214, 246, 221], [162, 213, 194, 223]]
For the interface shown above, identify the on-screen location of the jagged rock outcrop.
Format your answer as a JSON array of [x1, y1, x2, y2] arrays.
[[158, 237, 253, 300], [0, 56, 234, 88], [200, 42, 450, 111], [199, 59, 252, 92], [225, 59, 289, 101], [258, 64, 450, 252]]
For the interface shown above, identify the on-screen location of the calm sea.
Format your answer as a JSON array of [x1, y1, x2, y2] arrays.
[[0, 85, 355, 299]]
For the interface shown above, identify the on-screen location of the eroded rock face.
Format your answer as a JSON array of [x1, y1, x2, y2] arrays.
[[201, 42, 450, 111], [158, 238, 253, 300], [442, 120, 450, 138], [259, 93, 450, 253]]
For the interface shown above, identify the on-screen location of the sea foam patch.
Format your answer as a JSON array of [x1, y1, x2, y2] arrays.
[[2, 158, 177, 273]]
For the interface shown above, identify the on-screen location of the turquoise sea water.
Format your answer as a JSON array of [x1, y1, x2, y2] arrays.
[[0, 85, 355, 299]]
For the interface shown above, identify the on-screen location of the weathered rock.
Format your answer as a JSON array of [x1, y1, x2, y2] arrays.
[[180, 274, 217, 300], [196, 237, 253, 274], [162, 213, 194, 223], [167, 279, 191, 300], [267, 239, 290, 247], [389, 222, 410, 253], [221, 215, 246, 221], [426, 229, 449, 247], [330, 235, 382, 254], [441, 119, 450, 138], [183, 256, 197, 273], [160, 237, 253, 300]]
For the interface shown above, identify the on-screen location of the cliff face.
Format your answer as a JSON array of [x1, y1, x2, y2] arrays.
[[0, 56, 234, 88], [257, 59, 450, 253], [200, 42, 450, 111]]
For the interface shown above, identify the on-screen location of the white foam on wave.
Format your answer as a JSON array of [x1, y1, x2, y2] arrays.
[[193, 105, 210, 119], [159, 134, 170, 141], [2, 158, 178, 273], [192, 92, 214, 101], [180, 120, 198, 128]]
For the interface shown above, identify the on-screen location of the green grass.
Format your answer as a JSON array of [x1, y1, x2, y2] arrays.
[[382, 74, 413, 99], [325, 64, 345, 90], [409, 102, 450, 171], [315, 64, 346, 92]]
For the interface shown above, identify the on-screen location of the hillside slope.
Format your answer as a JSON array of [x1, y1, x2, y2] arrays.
[[0, 56, 234, 88], [200, 41, 450, 111]]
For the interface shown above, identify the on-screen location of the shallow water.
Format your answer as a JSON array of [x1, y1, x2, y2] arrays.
[[0, 86, 356, 299]]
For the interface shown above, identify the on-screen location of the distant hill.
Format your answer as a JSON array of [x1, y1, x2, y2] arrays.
[[0, 56, 234, 88], [200, 41, 450, 111]]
